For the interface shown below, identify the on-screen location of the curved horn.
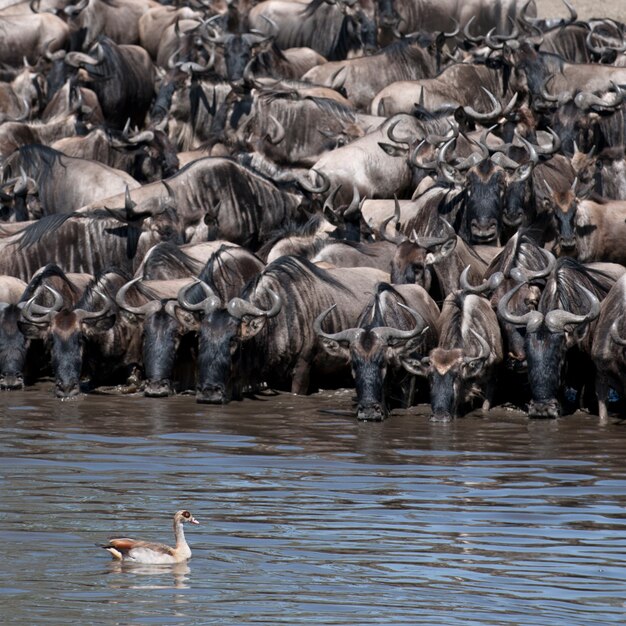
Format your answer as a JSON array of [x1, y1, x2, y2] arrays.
[[513, 131, 539, 167], [544, 285, 601, 333], [575, 82, 624, 111], [265, 114, 285, 145], [386, 118, 411, 148], [463, 328, 490, 364], [463, 87, 502, 121], [313, 304, 362, 344], [344, 184, 361, 218], [459, 266, 504, 294], [115, 277, 160, 317], [177, 279, 222, 315], [298, 169, 330, 194], [21, 284, 64, 323], [444, 18, 460, 38], [609, 320, 626, 347], [540, 77, 561, 103], [64, 0, 89, 15], [514, 247, 556, 282], [463, 16, 483, 44], [378, 195, 405, 244], [74, 289, 114, 321], [227, 288, 282, 319], [373, 302, 427, 344]]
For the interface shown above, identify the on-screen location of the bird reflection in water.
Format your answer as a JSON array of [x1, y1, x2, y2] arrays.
[[105, 560, 191, 590]]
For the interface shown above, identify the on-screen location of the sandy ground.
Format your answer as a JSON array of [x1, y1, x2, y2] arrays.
[[538, 0, 626, 22], [0, 0, 624, 22]]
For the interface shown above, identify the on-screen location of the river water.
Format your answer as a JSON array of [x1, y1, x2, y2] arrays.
[[2, 384, 626, 625]]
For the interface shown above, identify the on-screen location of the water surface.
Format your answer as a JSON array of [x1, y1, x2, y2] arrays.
[[2, 384, 626, 625]]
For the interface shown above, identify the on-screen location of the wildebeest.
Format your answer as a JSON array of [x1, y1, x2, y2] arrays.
[[302, 33, 447, 110], [315, 282, 439, 420], [185, 255, 389, 403], [0, 275, 28, 389], [544, 183, 626, 264], [404, 274, 504, 421], [80, 157, 305, 250], [249, 0, 377, 61], [0, 198, 184, 279], [0, 13, 69, 67], [51, 126, 179, 183], [591, 274, 626, 420], [1, 144, 140, 218], [497, 257, 615, 417], [64, 38, 155, 129], [118, 244, 265, 397]]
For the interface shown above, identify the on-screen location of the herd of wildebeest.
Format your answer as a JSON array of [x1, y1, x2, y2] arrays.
[[1, 0, 626, 421]]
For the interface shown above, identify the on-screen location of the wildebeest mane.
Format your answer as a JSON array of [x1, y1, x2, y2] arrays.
[[255, 213, 324, 260], [4, 145, 68, 213], [357, 282, 408, 330], [540, 257, 614, 314], [243, 255, 349, 299], [140, 242, 203, 279], [198, 244, 263, 302], [15, 213, 77, 250], [18, 263, 80, 304], [76, 266, 131, 311], [486, 227, 547, 279]]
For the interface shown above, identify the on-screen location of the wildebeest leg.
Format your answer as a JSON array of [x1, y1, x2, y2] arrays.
[[482, 377, 496, 412], [291, 354, 312, 395], [596, 375, 609, 422], [124, 364, 143, 393]]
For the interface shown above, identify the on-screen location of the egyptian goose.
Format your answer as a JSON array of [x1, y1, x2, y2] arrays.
[[101, 510, 199, 564]]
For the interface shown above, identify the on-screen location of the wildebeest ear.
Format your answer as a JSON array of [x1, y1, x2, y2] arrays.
[[319, 338, 350, 361], [462, 358, 483, 378], [425, 236, 457, 265], [509, 162, 533, 184], [240, 315, 266, 340], [388, 334, 427, 361], [378, 142, 408, 157], [82, 313, 116, 335], [401, 356, 430, 377], [17, 319, 47, 340], [439, 162, 465, 186], [174, 308, 199, 332]]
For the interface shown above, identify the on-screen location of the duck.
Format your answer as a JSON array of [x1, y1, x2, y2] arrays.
[[101, 510, 199, 565]]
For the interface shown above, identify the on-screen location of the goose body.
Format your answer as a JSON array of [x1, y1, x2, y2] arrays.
[[102, 510, 199, 565]]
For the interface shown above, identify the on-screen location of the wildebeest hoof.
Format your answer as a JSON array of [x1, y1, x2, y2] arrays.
[[430, 413, 453, 423], [144, 380, 172, 397], [0, 375, 24, 390], [357, 405, 385, 421], [528, 399, 560, 418]]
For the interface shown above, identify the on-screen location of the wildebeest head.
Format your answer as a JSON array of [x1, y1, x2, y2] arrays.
[[438, 134, 537, 245], [540, 81, 624, 155], [111, 125, 180, 183], [405, 328, 492, 421], [542, 178, 582, 256], [19, 285, 115, 398], [116, 277, 198, 398], [501, 131, 561, 232], [0, 303, 28, 389], [206, 26, 274, 86], [179, 281, 281, 404], [490, 246, 555, 372], [315, 296, 429, 421], [498, 278, 600, 417]]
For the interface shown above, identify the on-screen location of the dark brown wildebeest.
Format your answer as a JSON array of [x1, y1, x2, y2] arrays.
[[404, 275, 504, 421], [315, 282, 439, 420]]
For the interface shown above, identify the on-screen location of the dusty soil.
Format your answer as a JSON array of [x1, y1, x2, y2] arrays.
[[537, 0, 625, 22]]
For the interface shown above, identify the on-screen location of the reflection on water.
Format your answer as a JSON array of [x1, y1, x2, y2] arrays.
[[2, 383, 626, 624]]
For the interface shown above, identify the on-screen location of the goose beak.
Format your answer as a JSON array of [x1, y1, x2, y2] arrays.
[[191, 516, 199, 524]]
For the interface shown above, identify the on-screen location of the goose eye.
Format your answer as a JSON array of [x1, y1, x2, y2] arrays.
[[182, 511, 190, 518]]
